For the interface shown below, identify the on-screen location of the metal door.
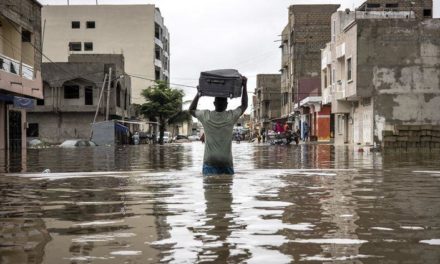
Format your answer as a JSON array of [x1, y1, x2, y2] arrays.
[[8, 110, 22, 152]]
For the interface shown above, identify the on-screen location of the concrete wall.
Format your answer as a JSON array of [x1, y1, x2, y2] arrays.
[[42, 5, 168, 105], [357, 19, 440, 143], [360, 0, 433, 20], [27, 112, 101, 143], [255, 74, 281, 126], [289, 5, 340, 106]]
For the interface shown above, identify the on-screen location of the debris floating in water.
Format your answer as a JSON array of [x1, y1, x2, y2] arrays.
[[42, 169, 51, 173]]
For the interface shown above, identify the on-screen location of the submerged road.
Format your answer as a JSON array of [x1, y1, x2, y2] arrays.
[[0, 142, 440, 263]]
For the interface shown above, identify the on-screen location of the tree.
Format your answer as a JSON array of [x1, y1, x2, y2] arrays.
[[140, 81, 186, 144]]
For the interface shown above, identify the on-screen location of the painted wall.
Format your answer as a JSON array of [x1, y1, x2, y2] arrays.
[[357, 19, 440, 143], [42, 5, 168, 105]]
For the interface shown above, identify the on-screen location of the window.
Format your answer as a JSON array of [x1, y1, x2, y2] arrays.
[[385, 3, 398, 8], [0, 58, 4, 70], [155, 69, 161, 80], [69, 42, 82, 51], [347, 58, 352, 81], [116, 85, 121, 107], [124, 90, 127, 110], [72, 21, 80, 29], [37, 98, 44, 105], [27, 123, 39, 137], [64, 85, 80, 99], [22, 30, 31, 42], [424, 9, 432, 17], [84, 42, 93, 51], [155, 23, 161, 39], [366, 3, 380, 8], [323, 70, 327, 87], [85, 86, 93, 105], [86, 21, 95, 28], [332, 67, 336, 84], [155, 48, 161, 60], [332, 20, 336, 42]]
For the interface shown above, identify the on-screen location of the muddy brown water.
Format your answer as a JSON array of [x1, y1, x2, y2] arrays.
[[0, 143, 440, 263]]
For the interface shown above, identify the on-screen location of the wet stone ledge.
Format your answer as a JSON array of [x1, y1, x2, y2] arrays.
[[382, 125, 440, 152]]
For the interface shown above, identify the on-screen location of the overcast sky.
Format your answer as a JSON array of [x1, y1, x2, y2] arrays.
[[40, 0, 440, 110]]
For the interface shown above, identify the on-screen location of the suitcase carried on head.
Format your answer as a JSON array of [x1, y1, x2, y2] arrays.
[[198, 69, 243, 98]]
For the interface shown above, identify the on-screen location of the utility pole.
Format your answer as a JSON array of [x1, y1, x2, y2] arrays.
[[106, 67, 112, 121], [93, 73, 108, 123]]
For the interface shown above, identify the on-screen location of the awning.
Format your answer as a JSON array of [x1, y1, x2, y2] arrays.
[[14, 96, 34, 109], [0, 94, 35, 109]]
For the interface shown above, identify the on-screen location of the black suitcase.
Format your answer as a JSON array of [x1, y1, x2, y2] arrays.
[[198, 69, 243, 98]]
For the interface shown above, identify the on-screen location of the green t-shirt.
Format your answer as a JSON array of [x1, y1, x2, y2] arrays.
[[195, 108, 242, 167]]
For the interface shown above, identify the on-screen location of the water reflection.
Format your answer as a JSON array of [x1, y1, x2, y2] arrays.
[[0, 143, 440, 263]]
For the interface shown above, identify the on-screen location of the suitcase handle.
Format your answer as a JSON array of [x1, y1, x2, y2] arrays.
[[207, 79, 225, 84]]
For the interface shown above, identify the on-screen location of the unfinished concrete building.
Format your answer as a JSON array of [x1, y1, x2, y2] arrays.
[[254, 74, 281, 130], [27, 54, 131, 143], [0, 0, 43, 164], [279, 5, 340, 140], [321, 1, 440, 146]]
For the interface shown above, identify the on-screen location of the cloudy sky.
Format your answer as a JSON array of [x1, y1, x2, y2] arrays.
[[40, 0, 440, 110]]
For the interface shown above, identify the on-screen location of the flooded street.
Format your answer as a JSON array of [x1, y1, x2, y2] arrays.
[[1, 143, 440, 263]]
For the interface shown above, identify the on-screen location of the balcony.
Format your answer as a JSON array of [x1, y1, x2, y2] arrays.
[[154, 59, 162, 68], [322, 86, 332, 105], [154, 38, 163, 49], [0, 53, 42, 99]]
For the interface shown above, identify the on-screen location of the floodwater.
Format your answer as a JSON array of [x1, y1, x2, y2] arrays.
[[1, 143, 440, 263]]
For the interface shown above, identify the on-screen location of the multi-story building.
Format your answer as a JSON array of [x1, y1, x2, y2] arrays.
[[41, 4, 170, 106], [321, 0, 439, 146], [0, 0, 43, 158], [279, 5, 339, 140], [254, 74, 281, 130], [27, 54, 131, 143]]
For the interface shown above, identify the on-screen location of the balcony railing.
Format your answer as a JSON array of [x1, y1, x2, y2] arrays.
[[0, 53, 34, 80]]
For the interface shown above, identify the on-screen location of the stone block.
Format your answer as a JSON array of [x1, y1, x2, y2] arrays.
[[395, 125, 409, 131], [397, 136, 408, 142], [431, 137, 440, 143], [408, 136, 420, 142], [409, 131, 420, 137], [382, 130, 394, 137], [420, 125, 433, 130], [408, 125, 421, 131], [397, 130, 410, 136], [420, 136, 432, 142], [383, 136, 397, 142], [432, 125, 440, 131]]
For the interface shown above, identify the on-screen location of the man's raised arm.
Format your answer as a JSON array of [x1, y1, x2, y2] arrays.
[[240, 76, 248, 115], [189, 92, 200, 118]]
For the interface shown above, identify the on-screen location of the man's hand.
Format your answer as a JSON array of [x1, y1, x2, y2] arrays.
[[242, 76, 248, 88], [189, 91, 201, 117], [240, 76, 248, 114]]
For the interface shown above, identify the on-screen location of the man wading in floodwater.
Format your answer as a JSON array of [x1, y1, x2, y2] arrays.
[[189, 77, 248, 175]]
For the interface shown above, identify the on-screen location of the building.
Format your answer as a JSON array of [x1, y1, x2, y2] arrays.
[[0, 0, 43, 159], [41, 4, 170, 106], [279, 5, 339, 141], [27, 54, 131, 144], [254, 74, 281, 130], [321, 0, 439, 146]]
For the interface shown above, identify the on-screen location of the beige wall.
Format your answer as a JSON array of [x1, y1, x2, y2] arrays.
[[42, 5, 166, 105]]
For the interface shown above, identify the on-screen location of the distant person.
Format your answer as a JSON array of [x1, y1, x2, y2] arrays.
[[303, 122, 309, 142], [294, 127, 300, 145], [189, 77, 248, 175], [132, 132, 140, 145], [261, 127, 266, 143]]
